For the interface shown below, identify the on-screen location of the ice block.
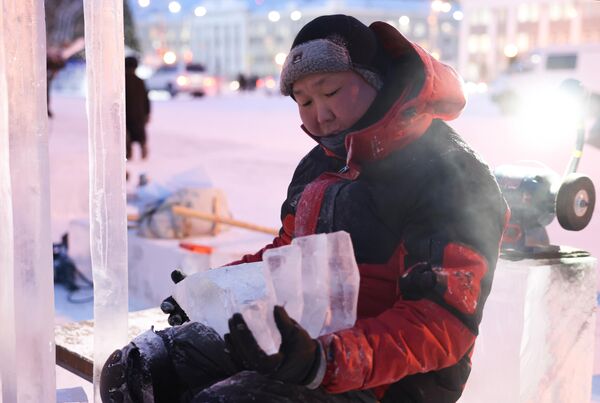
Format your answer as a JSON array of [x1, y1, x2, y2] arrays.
[[263, 244, 304, 322], [459, 251, 597, 403], [292, 234, 331, 337], [174, 262, 281, 353], [0, 1, 56, 401], [173, 231, 361, 356], [322, 231, 360, 334]]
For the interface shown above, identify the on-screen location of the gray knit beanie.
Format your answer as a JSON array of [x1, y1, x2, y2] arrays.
[[280, 15, 388, 96]]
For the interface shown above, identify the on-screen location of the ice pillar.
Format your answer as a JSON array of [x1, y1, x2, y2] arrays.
[[0, 1, 56, 402], [82, 0, 128, 400], [0, 4, 15, 402]]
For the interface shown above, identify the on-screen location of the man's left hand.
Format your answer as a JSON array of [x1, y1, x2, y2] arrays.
[[225, 305, 325, 388]]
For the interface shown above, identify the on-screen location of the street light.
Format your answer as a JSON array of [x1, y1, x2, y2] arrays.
[[275, 52, 286, 66], [163, 51, 177, 64], [168, 1, 181, 13], [290, 10, 302, 21], [194, 6, 207, 17], [431, 0, 444, 12], [268, 11, 280, 22], [138, 0, 150, 7], [503, 44, 519, 58]]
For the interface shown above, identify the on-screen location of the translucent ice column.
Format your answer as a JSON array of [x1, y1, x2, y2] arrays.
[[263, 244, 304, 322], [292, 234, 331, 337], [0, 0, 55, 401], [82, 0, 128, 400], [322, 231, 360, 334], [0, 5, 15, 402]]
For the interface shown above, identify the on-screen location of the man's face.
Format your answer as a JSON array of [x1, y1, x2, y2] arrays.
[[292, 71, 377, 137]]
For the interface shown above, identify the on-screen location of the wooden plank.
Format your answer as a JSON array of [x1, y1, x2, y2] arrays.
[[55, 308, 170, 382]]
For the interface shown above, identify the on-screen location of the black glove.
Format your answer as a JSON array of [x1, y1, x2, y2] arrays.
[[160, 269, 190, 326], [225, 305, 324, 388]]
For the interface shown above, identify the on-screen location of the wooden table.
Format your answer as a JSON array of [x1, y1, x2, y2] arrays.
[[55, 308, 169, 382]]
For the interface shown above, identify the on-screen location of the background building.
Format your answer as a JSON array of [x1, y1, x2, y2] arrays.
[[459, 0, 600, 83], [131, 0, 463, 79]]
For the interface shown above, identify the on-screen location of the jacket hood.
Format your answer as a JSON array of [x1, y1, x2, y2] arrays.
[[303, 21, 466, 167]]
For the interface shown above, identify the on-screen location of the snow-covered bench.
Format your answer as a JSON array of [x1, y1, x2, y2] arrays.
[[55, 307, 169, 382]]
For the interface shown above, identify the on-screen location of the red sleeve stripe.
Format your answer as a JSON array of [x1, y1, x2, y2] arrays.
[[438, 243, 488, 315]]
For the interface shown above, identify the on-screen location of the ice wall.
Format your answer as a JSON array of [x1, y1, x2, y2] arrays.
[[460, 253, 597, 403], [0, 1, 56, 402], [81, 0, 128, 401]]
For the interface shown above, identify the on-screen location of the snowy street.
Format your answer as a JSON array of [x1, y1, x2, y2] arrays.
[[49, 91, 600, 400], [49, 91, 600, 264]]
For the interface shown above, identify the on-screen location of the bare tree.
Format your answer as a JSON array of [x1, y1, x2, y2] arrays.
[[45, 0, 139, 51]]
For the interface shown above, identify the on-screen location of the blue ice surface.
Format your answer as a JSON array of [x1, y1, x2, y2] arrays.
[[593, 293, 600, 402], [593, 374, 600, 402]]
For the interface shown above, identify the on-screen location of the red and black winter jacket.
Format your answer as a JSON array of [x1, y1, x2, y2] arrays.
[[231, 22, 509, 402]]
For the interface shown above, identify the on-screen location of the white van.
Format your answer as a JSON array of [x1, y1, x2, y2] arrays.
[[489, 44, 600, 113]]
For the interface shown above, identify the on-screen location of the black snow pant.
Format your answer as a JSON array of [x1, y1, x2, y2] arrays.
[[126, 123, 147, 160], [189, 371, 377, 402], [101, 321, 378, 403]]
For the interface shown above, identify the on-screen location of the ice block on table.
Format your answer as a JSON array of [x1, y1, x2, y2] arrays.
[[459, 252, 597, 403]]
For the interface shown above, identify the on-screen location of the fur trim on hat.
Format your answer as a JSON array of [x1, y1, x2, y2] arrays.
[[280, 38, 383, 96]]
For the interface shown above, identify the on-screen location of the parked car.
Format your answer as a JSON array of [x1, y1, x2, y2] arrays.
[[489, 44, 600, 114], [145, 63, 216, 97], [255, 74, 280, 96]]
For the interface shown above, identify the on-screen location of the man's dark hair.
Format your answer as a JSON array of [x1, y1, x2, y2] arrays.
[[125, 56, 138, 70]]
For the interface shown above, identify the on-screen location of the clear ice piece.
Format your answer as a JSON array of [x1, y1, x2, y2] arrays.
[[322, 231, 360, 334], [173, 231, 361, 355], [240, 299, 280, 355], [292, 234, 331, 337], [263, 244, 304, 322], [174, 275, 237, 336], [174, 261, 281, 353]]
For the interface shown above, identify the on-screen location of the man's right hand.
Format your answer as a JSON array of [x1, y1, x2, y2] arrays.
[[160, 269, 190, 326]]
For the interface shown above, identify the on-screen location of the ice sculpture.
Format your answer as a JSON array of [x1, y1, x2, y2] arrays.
[[173, 231, 360, 354], [459, 252, 597, 403], [0, 1, 55, 401], [82, 0, 128, 400]]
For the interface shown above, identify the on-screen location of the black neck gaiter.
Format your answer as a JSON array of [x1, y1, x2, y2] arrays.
[[318, 130, 350, 159]]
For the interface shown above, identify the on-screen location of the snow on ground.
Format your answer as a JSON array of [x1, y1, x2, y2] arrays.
[[49, 90, 600, 400]]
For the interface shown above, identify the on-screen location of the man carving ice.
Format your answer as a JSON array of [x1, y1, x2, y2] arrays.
[[100, 14, 508, 402]]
